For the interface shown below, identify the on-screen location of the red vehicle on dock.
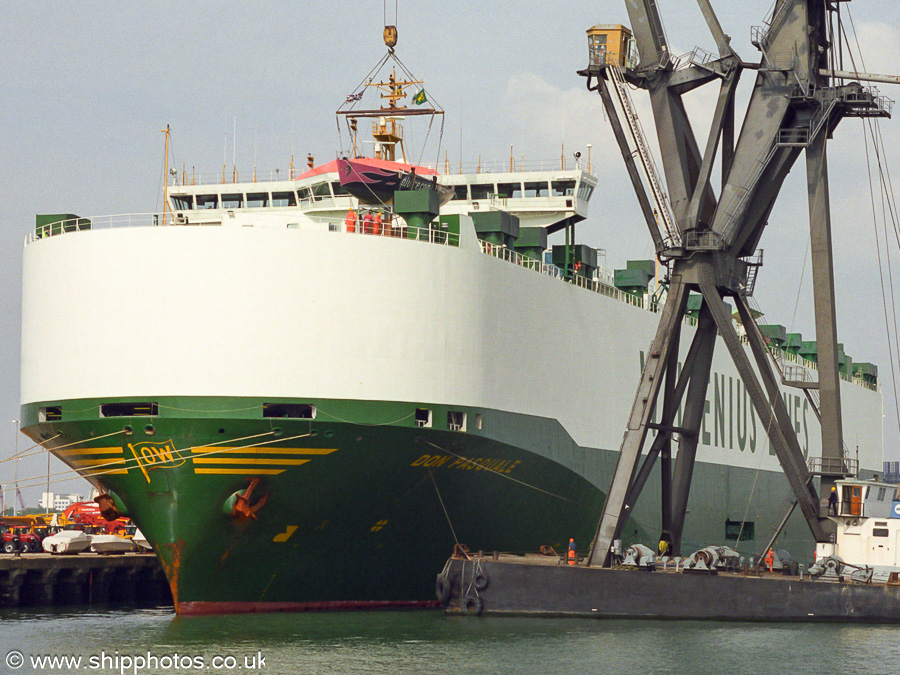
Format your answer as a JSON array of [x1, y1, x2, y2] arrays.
[[1, 525, 47, 554]]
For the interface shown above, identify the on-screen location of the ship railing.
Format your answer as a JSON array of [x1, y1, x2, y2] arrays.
[[27, 212, 460, 249], [807, 456, 859, 478], [478, 241, 645, 308], [28, 213, 166, 243], [167, 157, 592, 187], [339, 220, 460, 247], [479, 241, 564, 279]]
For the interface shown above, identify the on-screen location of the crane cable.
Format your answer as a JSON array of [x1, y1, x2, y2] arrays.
[[844, 5, 900, 442]]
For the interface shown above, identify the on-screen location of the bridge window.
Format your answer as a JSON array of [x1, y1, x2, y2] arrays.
[[196, 194, 219, 209], [171, 195, 194, 210], [471, 184, 492, 200], [272, 192, 296, 207], [577, 182, 595, 201], [551, 180, 576, 196], [524, 182, 549, 197], [100, 402, 159, 417], [263, 403, 316, 419], [496, 182, 522, 198], [312, 183, 332, 200], [452, 185, 468, 200], [298, 187, 313, 205], [222, 193, 243, 209], [246, 193, 268, 208], [331, 182, 351, 196]]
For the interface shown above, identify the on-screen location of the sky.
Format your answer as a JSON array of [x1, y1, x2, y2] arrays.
[[1, 0, 899, 507]]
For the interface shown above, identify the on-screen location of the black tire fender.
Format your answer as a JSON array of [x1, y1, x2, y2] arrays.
[[435, 575, 451, 604], [473, 573, 489, 591], [461, 595, 483, 614]]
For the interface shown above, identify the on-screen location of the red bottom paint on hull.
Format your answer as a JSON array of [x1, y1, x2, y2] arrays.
[[176, 599, 443, 616]]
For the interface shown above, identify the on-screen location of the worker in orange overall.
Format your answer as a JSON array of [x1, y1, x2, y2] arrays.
[[372, 212, 383, 235], [345, 209, 358, 233], [765, 548, 775, 573], [567, 538, 577, 566]]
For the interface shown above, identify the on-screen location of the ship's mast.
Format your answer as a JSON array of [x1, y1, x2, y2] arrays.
[[162, 125, 171, 224], [580, 0, 896, 566]]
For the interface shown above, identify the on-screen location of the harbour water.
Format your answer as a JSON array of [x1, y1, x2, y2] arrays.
[[2, 606, 900, 674]]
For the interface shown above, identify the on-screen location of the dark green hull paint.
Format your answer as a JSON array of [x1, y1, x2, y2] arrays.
[[21, 396, 823, 612], [21, 398, 608, 611]]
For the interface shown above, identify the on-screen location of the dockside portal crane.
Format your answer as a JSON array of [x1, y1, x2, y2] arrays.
[[581, 0, 896, 566]]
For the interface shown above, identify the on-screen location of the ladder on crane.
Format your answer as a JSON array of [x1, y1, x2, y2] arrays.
[[606, 63, 681, 248]]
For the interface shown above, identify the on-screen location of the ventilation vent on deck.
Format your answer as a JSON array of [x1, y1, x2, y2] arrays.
[[99, 402, 159, 418], [263, 403, 316, 419]]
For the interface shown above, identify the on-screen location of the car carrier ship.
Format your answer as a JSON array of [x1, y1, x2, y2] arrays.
[[18, 23, 883, 615]]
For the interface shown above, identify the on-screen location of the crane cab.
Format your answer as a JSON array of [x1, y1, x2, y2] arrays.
[[587, 24, 633, 68]]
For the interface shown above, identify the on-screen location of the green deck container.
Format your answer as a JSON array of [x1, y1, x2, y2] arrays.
[[471, 211, 520, 248], [614, 268, 650, 294], [853, 362, 878, 385], [759, 324, 787, 345], [513, 227, 548, 261], [785, 333, 803, 354], [35, 213, 91, 238], [552, 244, 598, 279], [626, 259, 656, 277], [394, 190, 440, 237], [799, 341, 818, 363]]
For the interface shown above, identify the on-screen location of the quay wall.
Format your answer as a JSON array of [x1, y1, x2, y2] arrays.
[[0, 553, 172, 609]]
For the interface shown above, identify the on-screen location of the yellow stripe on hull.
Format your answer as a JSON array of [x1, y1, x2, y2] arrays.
[[191, 447, 337, 456], [55, 446, 121, 456], [68, 458, 126, 468], [192, 457, 310, 466], [193, 468, 286, 475]]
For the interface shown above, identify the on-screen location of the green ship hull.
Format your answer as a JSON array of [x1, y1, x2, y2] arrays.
[[21, 395, 830, 614], [21, 397, 612, 614]]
